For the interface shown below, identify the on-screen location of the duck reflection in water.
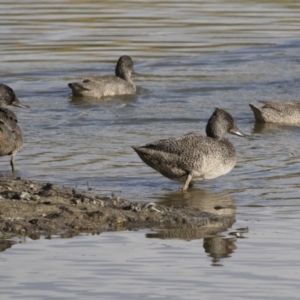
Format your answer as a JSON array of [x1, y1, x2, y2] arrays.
[[146, 188, 247, 265], [252, 121, 297, 135], [203, 236, 237, 266]]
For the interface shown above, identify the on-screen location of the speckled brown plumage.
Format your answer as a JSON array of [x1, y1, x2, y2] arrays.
[[68, 55, 136, 98], [249, 101, 300, 124], [0, 84, 28, 172], [132, 108, 245, 191]]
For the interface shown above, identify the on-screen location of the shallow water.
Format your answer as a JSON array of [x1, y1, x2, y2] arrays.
[[1, 0, 300, 299]]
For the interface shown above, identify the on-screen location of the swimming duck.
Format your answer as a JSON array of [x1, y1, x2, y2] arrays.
[[249, 101, 300, 124], [132, 108, 245, 191], [0, 84, 28, 172], [68, 55, 136, 98]]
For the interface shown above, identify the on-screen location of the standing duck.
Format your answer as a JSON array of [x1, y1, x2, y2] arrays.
[[132, 108, 245, 191], [249, 101, 300, 124], [68, 55, 136, 98], [0, 84, 28, 172]]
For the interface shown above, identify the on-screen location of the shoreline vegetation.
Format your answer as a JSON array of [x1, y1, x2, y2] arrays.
[[0, 178, 235, 241]]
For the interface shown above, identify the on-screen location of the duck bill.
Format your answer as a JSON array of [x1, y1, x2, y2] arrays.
[[230, 125, 247, 137], [230, 129, 247, 137], [11, 97, 30, 109], [230, 130, 246, 137]]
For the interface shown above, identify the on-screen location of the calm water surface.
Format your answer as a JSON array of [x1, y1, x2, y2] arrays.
[[1, 0, 300, 299]]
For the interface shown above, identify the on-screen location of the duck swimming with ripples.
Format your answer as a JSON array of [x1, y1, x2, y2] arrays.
[[68, 55, 136, 98], [249, 101, 300, 124], [132, 108, 246, 191]]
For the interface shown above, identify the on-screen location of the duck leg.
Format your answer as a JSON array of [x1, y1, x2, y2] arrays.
[[10, 154, 15, 172], [182, 173, 193, 191]]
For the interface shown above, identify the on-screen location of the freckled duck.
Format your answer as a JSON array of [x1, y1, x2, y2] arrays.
[[0, 84, 28, 172], [132, 108, 246, 191], [68, 55, 136, 98], [249, 101, 300, 124]]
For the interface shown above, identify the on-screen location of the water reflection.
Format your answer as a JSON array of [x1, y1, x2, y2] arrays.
[[146, 188, 238, 265], [69, 93, 138, 106], [251, 122, 299, 134], [157, 188, 235, 214], [0, 239, 17, 253], [204, 227, 248, 266], [203, 236, 236, 266], [250, 122, 300, 158]]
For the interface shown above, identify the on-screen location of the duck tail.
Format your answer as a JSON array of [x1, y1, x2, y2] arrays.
[[131, 146, 144, 154], [131, 145, 152, 160], [68, 82, 90, 95], [249, 103, 265, 122]]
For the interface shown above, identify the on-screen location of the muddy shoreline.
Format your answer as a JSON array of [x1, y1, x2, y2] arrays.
[[0, 178, 235, 240]]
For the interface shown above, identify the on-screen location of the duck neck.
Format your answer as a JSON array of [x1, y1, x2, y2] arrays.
[[115, 68, 132, 83], [123, 74, 134, 85], [206, 125, 223, 139]]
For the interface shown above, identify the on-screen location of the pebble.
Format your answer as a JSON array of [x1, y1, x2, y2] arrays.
[[19, 192, 31, 201], [71, 199, 81, 205], [32, 195, 41, 201]]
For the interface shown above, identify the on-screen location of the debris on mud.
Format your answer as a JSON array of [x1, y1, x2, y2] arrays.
[[0, 179, 235, 240]]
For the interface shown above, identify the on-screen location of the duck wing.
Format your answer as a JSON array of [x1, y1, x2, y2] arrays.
[[0, 107, 18, 131], [81, 75, 118, 84], [259, 101, 300, 112], [135, 133, 198, 155], [132, 133, 215, 176]]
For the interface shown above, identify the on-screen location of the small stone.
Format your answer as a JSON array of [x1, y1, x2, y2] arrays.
[[71, 199, 80, 205], [28, 219, 38, 225], [98, 200, 105, 206], [32, 195, 41, 201], [19, 192, 31, 201], [42, 183, 53, 191]]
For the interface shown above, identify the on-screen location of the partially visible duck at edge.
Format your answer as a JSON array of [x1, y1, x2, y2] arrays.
[[0, 83, 29, 172], [132, 108, 246, 191], [68, 55, 136, 98], [249, 101, 300, 124]]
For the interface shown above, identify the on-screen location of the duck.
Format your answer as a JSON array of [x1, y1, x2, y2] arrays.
[[249, 101, 300, 124], [0, 84, 28, 172], [68, 55, 136, 98], [132, 108, 245, 191]]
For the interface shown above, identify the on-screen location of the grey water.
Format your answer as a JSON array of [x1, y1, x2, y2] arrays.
[[1, 0, 300, 299]]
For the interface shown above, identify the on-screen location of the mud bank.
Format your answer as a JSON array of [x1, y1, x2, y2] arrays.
[[0, 178, 235, 240]]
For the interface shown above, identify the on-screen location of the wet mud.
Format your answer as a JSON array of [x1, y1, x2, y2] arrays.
[[0, 178, 235, 240]]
